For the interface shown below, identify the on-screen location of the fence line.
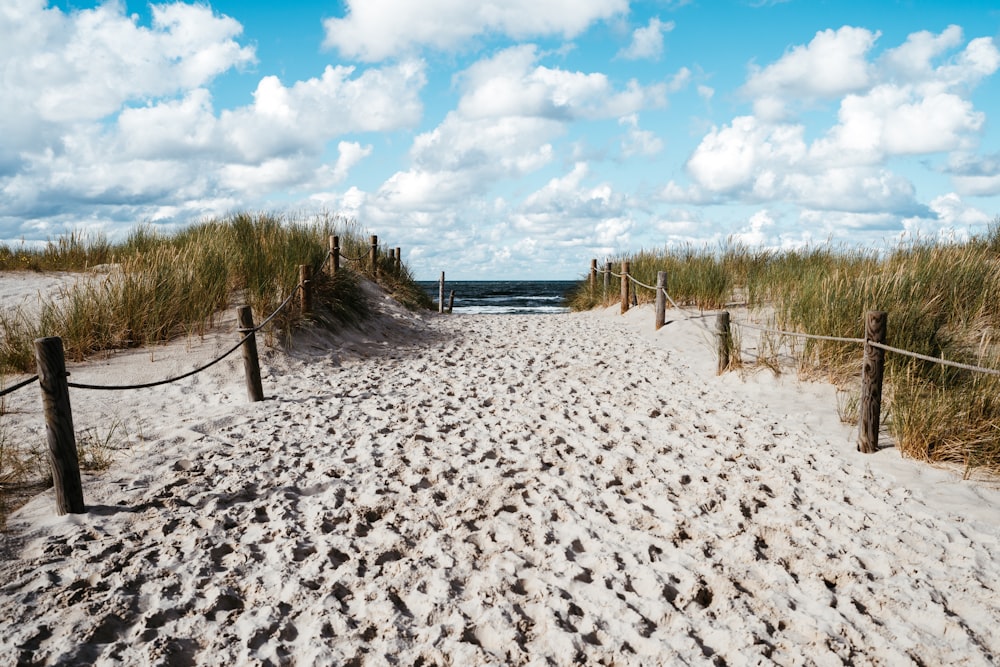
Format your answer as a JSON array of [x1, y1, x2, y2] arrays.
[[3, 237, 410, 516], [0, 374, 39, 399], [586, 257, 1000, 455]]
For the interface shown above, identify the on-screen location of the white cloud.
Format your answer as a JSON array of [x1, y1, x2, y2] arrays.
[[730, 210, 775, 246], [323, 0, 628, 61], [1, 2, 254, 125], [618, 17, 674, 61], [743, 26, 878, 118], [675, 25, 1000, 226], [925, 192, 991, 229], [0, 1, 426, 231], [456, 45, 666, 121], [369, 46, 667, 215], [686, 116, 807, 193], [947, 152, 1000, 196], [619, 114, 664, 157]]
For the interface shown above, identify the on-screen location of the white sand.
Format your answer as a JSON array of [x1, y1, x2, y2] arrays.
[[2, 276, 999, 665]]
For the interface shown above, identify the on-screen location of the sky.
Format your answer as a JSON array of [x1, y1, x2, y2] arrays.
[[2, 1, 1000, 280]]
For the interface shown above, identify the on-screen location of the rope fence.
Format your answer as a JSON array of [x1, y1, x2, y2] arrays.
[[3, 235, 413, 516], [587, 257, 1000, 456]]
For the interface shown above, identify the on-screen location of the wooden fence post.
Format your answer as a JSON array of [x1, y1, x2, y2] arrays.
[[716, 311, 731, 375], [370, 235, 378, 278], [448, 290, 455, 314], [299, 264, 312, 315], [34, 336, 85, 515], [330, 235, 340, 275], [237, 306, 265, 403], [604, 262, 611, 295], [655, 271, 667, 330], [395, 247, 402, 275], [589, 259, 597, 290], [859, 310, 887, 454], [620, 261, 630, 314], [439, 271, 445, 314]]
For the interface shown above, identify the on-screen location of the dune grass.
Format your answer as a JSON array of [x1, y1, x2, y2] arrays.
[[0, 212, 432, 373], [570, 223, 1000, 474], [0, 212, 432, 524]]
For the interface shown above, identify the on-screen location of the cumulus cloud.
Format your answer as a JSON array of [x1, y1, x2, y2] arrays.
[[618, 17, 674, 61], [0, 1, 427, 234], [619, 114, 664, 157], [743, 26, 878, 118], [946, 152, 1000, 196], [323, 0, 628, 61], [675, 25, 999, 225], [456, 45, 666, 121], [369, 45, 667, 215], [514, 162, 633, 247]]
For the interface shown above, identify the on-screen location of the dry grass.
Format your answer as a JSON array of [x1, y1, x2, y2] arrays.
[[572, 221, 1000, 474]]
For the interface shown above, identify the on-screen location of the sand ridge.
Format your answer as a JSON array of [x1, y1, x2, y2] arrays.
[[1, 293, 999, 665]]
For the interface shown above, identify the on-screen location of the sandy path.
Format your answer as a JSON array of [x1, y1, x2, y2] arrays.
[[2, 306, 999, 665]]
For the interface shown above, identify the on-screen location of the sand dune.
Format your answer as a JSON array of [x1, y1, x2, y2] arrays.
[[2, 282, 999, 665]]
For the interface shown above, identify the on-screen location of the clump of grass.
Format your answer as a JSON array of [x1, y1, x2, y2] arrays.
[[0, 212, 431, 374], [572, 220, 1000, 474]]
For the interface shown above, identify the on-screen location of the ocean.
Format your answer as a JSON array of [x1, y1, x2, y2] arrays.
[[417, 280, 579, 315]]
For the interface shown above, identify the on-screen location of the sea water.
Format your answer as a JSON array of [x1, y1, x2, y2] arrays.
[[417, 280, 578, 315]]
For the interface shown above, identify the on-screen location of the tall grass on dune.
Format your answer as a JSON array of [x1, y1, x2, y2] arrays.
[[571, 223, 1000, 474], [0, 212, 427, 374]]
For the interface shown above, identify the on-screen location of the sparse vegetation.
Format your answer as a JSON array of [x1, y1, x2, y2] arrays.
[[571, 220, 1000, 474]]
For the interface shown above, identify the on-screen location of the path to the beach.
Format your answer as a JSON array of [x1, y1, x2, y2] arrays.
[[2, 304, 999, 666]]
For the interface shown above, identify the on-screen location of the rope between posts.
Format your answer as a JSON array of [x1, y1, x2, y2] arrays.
[[868, 341, 1000, 377], [338, 251, 367, 262], [628, 275, 657, 291], [68, 263, 313, 392], [730, 320, 865, 345], [0, 375, 39, 398]]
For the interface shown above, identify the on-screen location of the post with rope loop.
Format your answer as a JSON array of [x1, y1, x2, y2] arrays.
[[34, 336, 85, 515], [589, 259, 597, 291], [299, 264, 312, 315], [604, 262, 611, 296], [237, 306, 265, 403], [439, 271, 445, 314], [330, 235, 340, 275], [716, 311, 731, 375], [370, 235, 379, 279], [859, 310, 887, 454], [395, 247, 402, 275], [620, 261, 630, 314], [655, 271, 667, 330]]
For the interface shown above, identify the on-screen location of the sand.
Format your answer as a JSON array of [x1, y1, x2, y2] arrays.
[[1, 276, 999, 666]]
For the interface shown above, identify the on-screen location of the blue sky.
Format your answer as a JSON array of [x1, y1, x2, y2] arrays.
[[2, 1, 999, 279]]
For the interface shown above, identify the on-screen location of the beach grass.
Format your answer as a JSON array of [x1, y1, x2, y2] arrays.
[[571, 222, 1000, 474], [0, 212, 428, 373]]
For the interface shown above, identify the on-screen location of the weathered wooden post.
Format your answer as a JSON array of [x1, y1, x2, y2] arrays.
[[604, 261, 611, 295], [448, 290, 455, 314], [330, 235, 340, 275], [237, 306, 265, 403], [299, 264, 312, 315], [439, 271, 445, 314], [589, 259, 597, 291], [655, 271, 667, 330], [859, 310, 887, 454], [620, 261, 630, 314], [395, 247, 402, 275], [34, 337, 85, 515], [370, 235, 379, 278], [716, 311, 731, 375]]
